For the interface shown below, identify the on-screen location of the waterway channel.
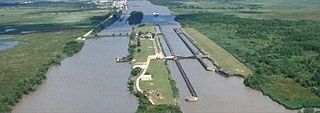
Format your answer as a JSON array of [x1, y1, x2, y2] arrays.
[[13, 18, 138, 113], [13, 0, 295, 113]]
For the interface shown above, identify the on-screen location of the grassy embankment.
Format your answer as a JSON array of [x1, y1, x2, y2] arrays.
[[134, 24, 155, 33], [151, 0, 320, 20], [128, 24, 181, 112], [132, 40, 154, 62], [0, 2, 115, 112], [140, 60, 176, 105], [151, 0, 320, 109], [183, 28, 251, 76]]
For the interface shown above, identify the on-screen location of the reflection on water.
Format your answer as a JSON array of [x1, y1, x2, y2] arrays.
[[13, 37, 138, 113]]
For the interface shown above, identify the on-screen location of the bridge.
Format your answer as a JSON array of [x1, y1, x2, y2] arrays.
[[96, 32, 130, 37], [166, 55, 206, 60], [173, 28, 214, 71]]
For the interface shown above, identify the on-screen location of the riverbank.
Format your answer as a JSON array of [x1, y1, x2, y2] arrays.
[[182, 27, 251, 77], [0, 2, 120, 111], [0, 30, 86, 112]]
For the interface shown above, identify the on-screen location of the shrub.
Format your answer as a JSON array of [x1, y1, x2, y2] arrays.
[[63, 40, 84, 57], [137, 49, 141, 53], [131, 67, 142, 76], [127, 11, 144, 25]]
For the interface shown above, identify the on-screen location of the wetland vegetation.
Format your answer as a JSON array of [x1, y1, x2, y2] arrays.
[[0, 1, 114, 112]]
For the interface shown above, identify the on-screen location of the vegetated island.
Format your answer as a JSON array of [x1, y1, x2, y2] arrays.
[[127, 23, 182, 113]]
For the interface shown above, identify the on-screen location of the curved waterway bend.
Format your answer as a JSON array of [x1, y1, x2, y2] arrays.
[[130, 0, 294, 112], [13, 37, 138, 113]]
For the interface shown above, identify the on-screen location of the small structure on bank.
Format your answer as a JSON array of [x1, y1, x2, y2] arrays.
[[140, 32, 154, 39], [95, 0, 128, 10], [185, 96, 199, 102], [215, 69, 231, 77], [140, 74, 152, 81]]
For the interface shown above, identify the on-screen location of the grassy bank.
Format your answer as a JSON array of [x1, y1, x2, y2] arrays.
[[0, 2, 113, 112], [183, 27, 251, 76], [133, 40, 154, 62], [150, 0, 320, 20], [128, 61, 181, 113], [140, 60, 176, 105]]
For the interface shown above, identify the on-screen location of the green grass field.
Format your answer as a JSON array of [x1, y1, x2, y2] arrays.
[[131, 24, 156, 62], [0, 7, 110, 33], [134, 24, 155, 34], [261, 75, 320, 109], [152, 0, 320, 20], [133, 40, 154, 62], [140, 60, 176, 105], [0, 2, 111, 112], [183, 28, 251, 76], [0, 9, 106, 25]]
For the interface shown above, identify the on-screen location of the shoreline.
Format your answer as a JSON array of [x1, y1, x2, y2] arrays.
[[7, 11, 121, 112]]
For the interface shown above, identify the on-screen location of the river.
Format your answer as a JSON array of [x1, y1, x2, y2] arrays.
[[13, 0, 295, 113], [13, 30, 137, 113]]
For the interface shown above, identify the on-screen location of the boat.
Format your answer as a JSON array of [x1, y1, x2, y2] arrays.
[[153, 12, 159, 17], [116, 56, 129, 63]]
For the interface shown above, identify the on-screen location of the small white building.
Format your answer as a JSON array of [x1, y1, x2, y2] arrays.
[[142, 32, 153, 39], [96, 0, 113, 8], [113, 0, 128, 10], [95, 0, 127, 9], [140, 74, 152, 81]]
